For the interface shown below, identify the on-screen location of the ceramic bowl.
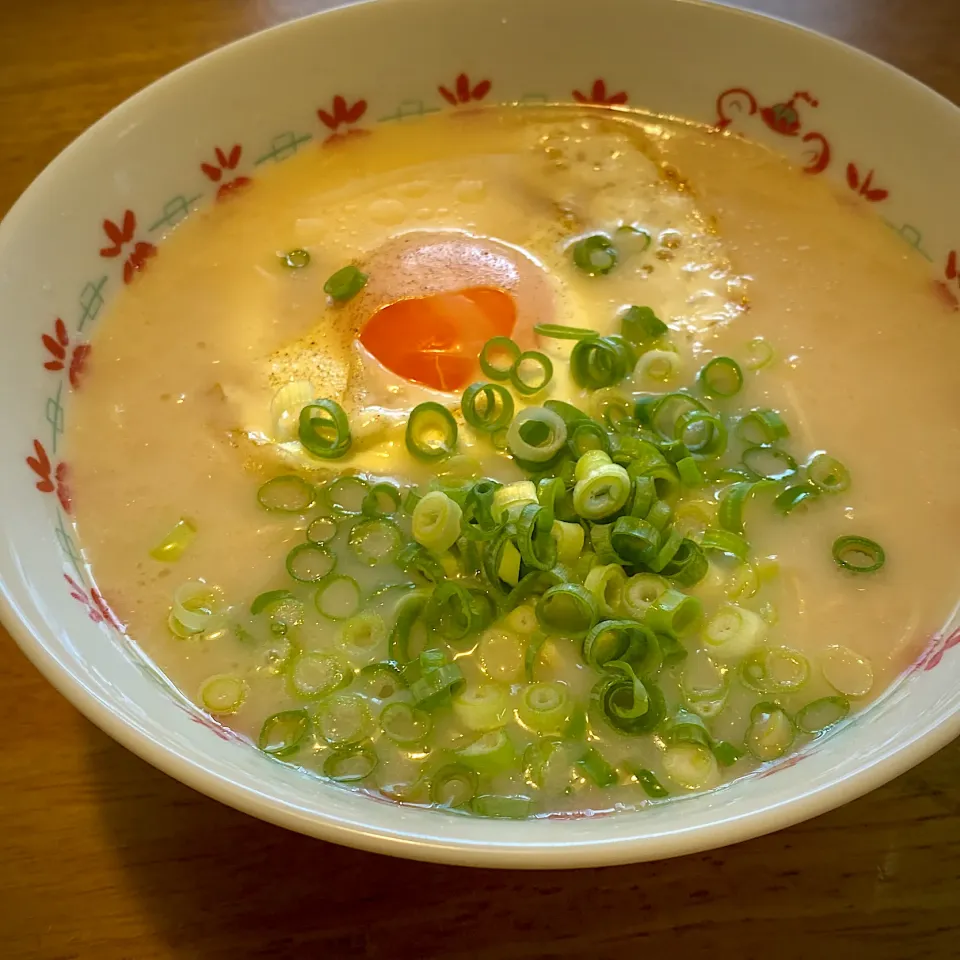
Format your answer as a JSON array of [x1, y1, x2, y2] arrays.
[[1, 0, 958, 868]]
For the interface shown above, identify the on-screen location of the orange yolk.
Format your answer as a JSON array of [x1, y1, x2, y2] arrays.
[[359, 287, 516, 392]]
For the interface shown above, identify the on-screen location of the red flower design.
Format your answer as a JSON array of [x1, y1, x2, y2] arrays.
[[845, 163, 889, 202], [64, 574, 121, 629], [756, 752, 806, 779], [924, 628, 960, 670], [572, 79, 628, 106], [41, 318, 90, 388], [715, 87, 758, 129], [934, 251, 960, 308], [317, 95, 368, 130], [189, 712, 240, 742], [801, 132, 831, 175], [26, 440, 71, 512], [201, 145, 252, 202], [99, 211, 157, 284], [438, 73, 491, 106]]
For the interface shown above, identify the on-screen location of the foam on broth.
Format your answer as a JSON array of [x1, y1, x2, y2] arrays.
[[67, 106, 960, 815]]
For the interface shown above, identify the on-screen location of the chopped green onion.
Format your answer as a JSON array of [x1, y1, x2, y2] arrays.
[[620, 305, 667, 345], [479, 336, 521, 381], [574, 448, 612, 483], [347, 518, 402, 566], [491, 479, 537, 523], [516, 503, 558, 571], [736, 408, 789, 445], [425, 582, 490, 643], [740, 646, 809, 693], [361, 481, 402, 517], [629, 766, 669, 798], [573, 463, 631, 520], [774, 480, 821, 514], [662, 743, 720, 790], [744, 336, 775, 370], [358, 661, 406, 699], [796, 695, 850, 734], [806, 452, 851, 493], [306, 515, 338, 545], [702, 602, 766, 660], [642, 587, 702, 637], [289, 652, 351, 699], [510, 351, 554, 395], [298, 399, 352, 459], [431, 764, 479, 807], [199, 674, 247, 714], [411, 490, 462, 553], [551, 520, 585, 565], [820, 644, 874, 697], [324, 476, 368, 515], [583, 620, 661, 676], [471, 794, 534, 818], [453, 684, 510, 731], [832, 535, 885, 573], [570, 335, 633, 389], [314, 693, 373, 744], [387, 589, 430, 663], [576, 746, 618, 787], [150, 518, 197, 562], [698, 356, 743, 397], [270, 380, 315, 441], [286, 542, 336, 582], [406, 402, 458, 461], [589, 523, 619, 565], [635, 348, 682, 383], [674, 409, 727, 459], [584, 563, 628, 617], [461, 382, 514, 432], [610, 516, 660, 566], [315, 575, 361, 620], [479, 627, 526, 683], [701, 528, 749, 563], [568, 420, 611, 458], [323, 743, 378, 782], [409, 660, 465, 710], [279, 248, 311, 269], [258, 709, 310, 757], [659, 538, 708, 587], [571, 234, 618, 275], [506, 406, 568, 464], [337, 612, 387, 661], [257, 475, 316, 513], [650, 392, 706, 441], [676, 456, 702, 488], [170, 581, 222, 635], [396, 543, 444, 584], [249, 587, 292, 617], [456, 729, 518, 774], [744, 702, 794, 761], [621, 573, 668, 620], [516, 682, 572, 734], [591, 661, 664, 734], [712, 741, 742, 767], [380, 702, 432, 744], [536, 583, 598, 637], [718, 480, 772, 534], [742, 445, 798, 481], [324, 264, 368, 301], [534, 323, 597, 340]]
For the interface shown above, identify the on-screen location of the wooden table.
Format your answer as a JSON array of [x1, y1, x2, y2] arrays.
[[2, 2, 959, 956]]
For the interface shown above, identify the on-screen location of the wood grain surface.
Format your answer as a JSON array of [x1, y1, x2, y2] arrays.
[[1, 2, 959, 957]]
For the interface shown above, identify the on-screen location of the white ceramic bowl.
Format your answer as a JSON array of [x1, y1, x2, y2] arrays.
[[1, 0, 958, 868]]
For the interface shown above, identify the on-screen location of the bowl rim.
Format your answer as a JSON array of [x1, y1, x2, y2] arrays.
[[2, 0, 959, 868]]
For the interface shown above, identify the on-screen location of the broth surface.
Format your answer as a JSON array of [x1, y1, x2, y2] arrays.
[[67, 106, 960, 815]]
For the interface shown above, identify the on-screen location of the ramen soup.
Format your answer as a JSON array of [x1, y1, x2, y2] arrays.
[[68, 106, 960, 818]]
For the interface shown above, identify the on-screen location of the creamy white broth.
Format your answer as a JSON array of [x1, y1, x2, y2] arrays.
[[67, 106, 960, 816]]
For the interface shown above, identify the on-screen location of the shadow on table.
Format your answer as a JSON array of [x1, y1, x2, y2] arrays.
[[85, 722, 960, 960]]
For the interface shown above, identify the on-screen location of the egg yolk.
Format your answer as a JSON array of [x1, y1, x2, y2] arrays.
[[359, 287, 516, 392]]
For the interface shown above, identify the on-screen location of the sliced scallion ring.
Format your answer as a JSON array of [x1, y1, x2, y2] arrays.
[[702, 602, 766, 660], [430, 764, 478, 807], [306, 515, 338, 545], [516, 682, 572, 734], [348, 518, 403, 565], [323, 264, 368, 301], [571, 233, 617, 275], [832, 535, 885, 573], [806, 452, 851, 493], [314, 693, 373, 745], [479, 336, 521, 381], [736, 408, 789, 445], [289, 652, 351, 699], [258, 709, 310, 757], [635, 348, 682, 383], [315, 575, 362, 620], [570, 335, 633, 389], [380, 702, 432, 745], [796, 695, 850, 734], [361, 481, 402, 517], [323, 475, 368, 516], [697, 356, 743, 397], [744, 702, 794, 761], [534, 323, 597, 340], [774, 480, 821, 515], [742, 445, 798, 481], [820, 645, 874, 697], [620, 305, 667, 345], [510, 351, 554, 395], [461, 382, 514, 432], [298, 399, 352, 459], [536, 583, 598, 637], [573, 463, 631, 520], [150, 518, 197, 562], [286, 541, 336, 583], [279, 248, 311, 269], [745, 336, 775, 370], [257, 475, 315, 513], [199, 674, 248, 714], [406, 402, 458, 461], [739, 646, 810, 693], [412, 490, 462, 553], [506, 406, 567, 464], [323, 744, 378, 782], [662, 743, 720, 791], [171, 581, 222, 634]]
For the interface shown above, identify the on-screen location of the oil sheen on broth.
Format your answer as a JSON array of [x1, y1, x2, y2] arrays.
[[67, 106, 960, 817]]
